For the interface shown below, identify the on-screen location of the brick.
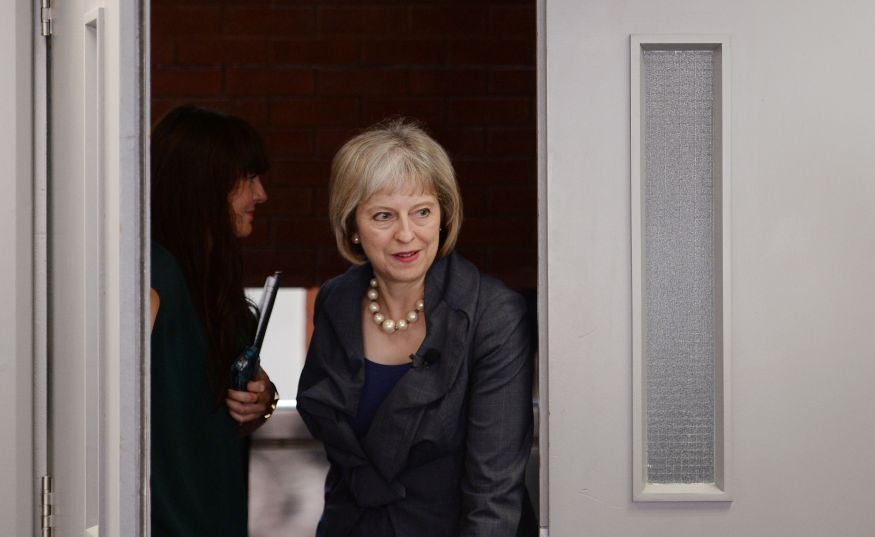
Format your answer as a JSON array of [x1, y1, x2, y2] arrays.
[[272, 40, 361, 66], [153, 0, 264, 4], [151, 6, 222, 37], [361, 40, 447, 66], [189, 99, 270, 127], [295, 0, 416, 3], [264, 129, 315, 158], [223, 0, 272, 6], [152, 68, 223, 98], [316, 248, 350, 279], [489, 68, 535, 95], [155, 0, 539, 292], [314, 98, 360, 125], [152, 40, 175, 66], [270, 0, 334, 4], [242, 249, 318, 288], [273, 249, 323, 274], [458, 184, 488, 214], [430, 127, 486, 157], [463, 216, 534, 245], [489, 246, 538, 290], [487, 127, 536, 156], [270, 160, 331, 187], [315, 128, 361, 157], [243, 217, 272, 249], [223, 6, 316, 37], [151, 100, 177, 125], [454, 159, 534, 184], [447, 39, 534, 66], [319, 6, 409, 35], [159, 99, 266, 125], [453, 245, 488, 271], [489, 5, 535, 37], [264, 186, 313, 216], [224, 7, 275, 36], [318, 69, 408, 96], [270, 98, 359, 127], [447, 0, 534, 5], [491, 247, 536, 269], [151, 0, 217, 5], [275, 217, 334, 247], [312, 187, 330, 213], [270, 99, 319, 126], [226, 68, 315, 96], [409, 69, 488, 96], [361, 98, 446, 126], [176, 39, 269, 66], [447, 97, 532, 126], [409, 6, 489, 36], [488, 266, 536, 291], [488, 185, 537, 213]]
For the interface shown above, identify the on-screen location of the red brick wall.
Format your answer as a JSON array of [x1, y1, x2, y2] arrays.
[[152, 0, 536, 290]]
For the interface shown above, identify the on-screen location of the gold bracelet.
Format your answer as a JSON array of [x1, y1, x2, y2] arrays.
[[263, 383, 280, 420]]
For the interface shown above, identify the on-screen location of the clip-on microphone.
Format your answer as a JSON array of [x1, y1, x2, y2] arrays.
[[410, 349, 441, 370]]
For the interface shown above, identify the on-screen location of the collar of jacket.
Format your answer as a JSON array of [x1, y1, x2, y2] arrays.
[[318, 251, 479, 407]]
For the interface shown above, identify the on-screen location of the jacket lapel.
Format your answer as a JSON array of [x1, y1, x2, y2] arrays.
[[361, 254, 478, 481], [322, 264, 370, 372], [299, 253, 482, 482], [297, 264, 370, 420]]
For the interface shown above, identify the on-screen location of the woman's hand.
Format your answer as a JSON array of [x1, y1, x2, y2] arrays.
[[225, 366, 276, 427]]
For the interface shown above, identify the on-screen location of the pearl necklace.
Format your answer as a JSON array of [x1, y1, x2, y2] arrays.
[[366, 278, 424, 334]]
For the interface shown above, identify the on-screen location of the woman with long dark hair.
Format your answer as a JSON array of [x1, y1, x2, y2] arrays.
[[150, 105, 278, 536]]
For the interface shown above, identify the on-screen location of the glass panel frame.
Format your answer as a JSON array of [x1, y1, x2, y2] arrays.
[[630, 35, 732, 502]]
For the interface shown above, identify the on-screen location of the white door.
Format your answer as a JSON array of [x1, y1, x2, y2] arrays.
[[541, 1, 875, 535], [44, 0, 147, 534]]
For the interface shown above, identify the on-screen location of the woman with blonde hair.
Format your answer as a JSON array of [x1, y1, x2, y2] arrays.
[[297, 119, 535, 536]]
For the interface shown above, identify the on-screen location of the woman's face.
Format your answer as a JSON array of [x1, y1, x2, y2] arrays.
[[227, 174, 268, 238], [354, 186, 441, 288]]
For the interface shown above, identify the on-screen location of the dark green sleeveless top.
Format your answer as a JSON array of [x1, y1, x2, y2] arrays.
[[150, 242, 247, 537]]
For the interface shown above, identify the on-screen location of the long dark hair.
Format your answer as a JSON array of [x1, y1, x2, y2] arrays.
[[151, 105, 269, 404]]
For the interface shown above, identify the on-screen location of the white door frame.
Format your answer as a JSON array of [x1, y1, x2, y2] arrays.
[[0, 0, 36, 534], [535, 0, 549, 533], [82, 0, 150, 532], [105, 0, 150, 533], [23, 0, 150, 533]]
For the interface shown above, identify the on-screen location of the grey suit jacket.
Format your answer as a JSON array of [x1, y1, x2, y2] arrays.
[[297, 252, 533, 537]]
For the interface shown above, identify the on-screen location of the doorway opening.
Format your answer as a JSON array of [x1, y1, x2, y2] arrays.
[[151, 1, 538, 533]]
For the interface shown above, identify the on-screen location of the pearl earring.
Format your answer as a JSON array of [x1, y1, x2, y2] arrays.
[[351, 234, 360, 244]]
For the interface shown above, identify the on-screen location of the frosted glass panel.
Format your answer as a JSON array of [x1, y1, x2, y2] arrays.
[[643, 49, 716, 484]]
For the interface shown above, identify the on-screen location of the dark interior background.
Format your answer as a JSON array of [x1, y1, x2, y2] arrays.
[[152, 0, 536, 290]]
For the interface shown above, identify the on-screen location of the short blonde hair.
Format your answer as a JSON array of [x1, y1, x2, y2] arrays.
[[329, 118, 462, 264]]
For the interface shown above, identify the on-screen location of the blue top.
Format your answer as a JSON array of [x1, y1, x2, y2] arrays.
[[351, 359, 412, 437]]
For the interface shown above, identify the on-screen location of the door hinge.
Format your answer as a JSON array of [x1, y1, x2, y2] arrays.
[[40, 475, 54, 537], [40, 0, 53, 37]]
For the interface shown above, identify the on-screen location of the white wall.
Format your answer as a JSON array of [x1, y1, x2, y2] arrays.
[[244, 287, 308, 399], [0, 0, 33, 534]]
